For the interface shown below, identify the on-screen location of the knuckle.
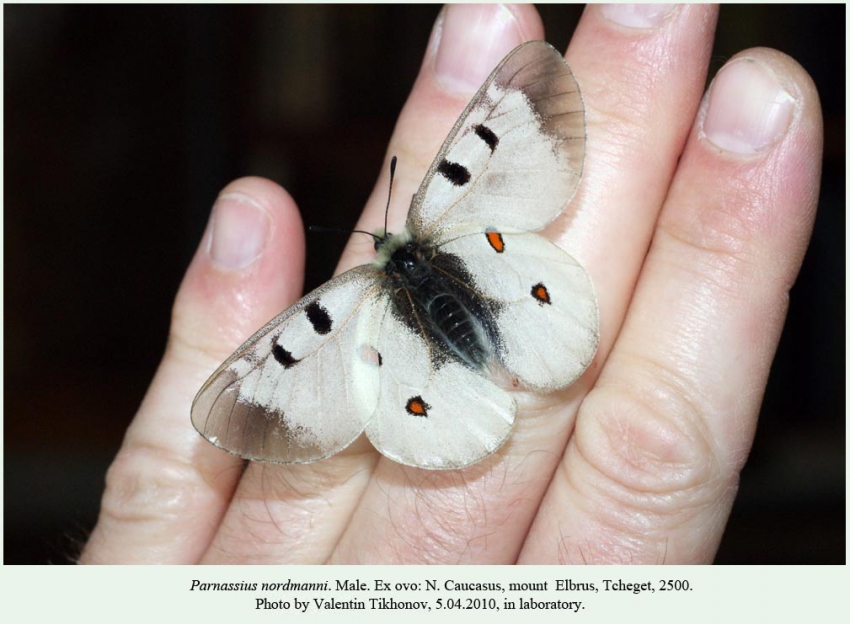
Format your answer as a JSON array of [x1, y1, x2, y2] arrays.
[[100, 444, 208, 526], [572, 365, 737, 537], [168, 290, 257, 373], [657, 181, 776, 295]]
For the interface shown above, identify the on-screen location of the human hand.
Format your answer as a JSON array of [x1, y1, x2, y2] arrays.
[[80, 4, 822, 564]]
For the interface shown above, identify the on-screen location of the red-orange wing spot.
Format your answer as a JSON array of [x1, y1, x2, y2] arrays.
[[405, 395, 431, 418], [485, 231, 505, 253], [531, 282, 551, 305]]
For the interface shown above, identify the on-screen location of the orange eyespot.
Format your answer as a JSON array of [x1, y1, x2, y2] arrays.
[[531, 282, 551, 305], [405, 395, 431, 417], [486, 231, 505, 253]]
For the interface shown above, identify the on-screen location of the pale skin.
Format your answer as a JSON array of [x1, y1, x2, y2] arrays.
[[81, 5, 822, 564]]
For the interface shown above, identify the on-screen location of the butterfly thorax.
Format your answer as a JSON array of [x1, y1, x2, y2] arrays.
[[381, 235, 498, 370]]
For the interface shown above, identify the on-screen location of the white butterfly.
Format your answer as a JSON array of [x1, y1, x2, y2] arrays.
[[191, 41, 598, 470]]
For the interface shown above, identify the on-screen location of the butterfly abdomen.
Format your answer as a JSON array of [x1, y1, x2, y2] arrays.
[[384, 239, 498, 370], [425, 291, 490, 368]]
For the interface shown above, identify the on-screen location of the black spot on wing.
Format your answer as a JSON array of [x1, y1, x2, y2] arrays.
[[305, 301, 333, 335], [272, 344, 299, 368], [474, 124, 498, 152], [437, 159, 470, 186]]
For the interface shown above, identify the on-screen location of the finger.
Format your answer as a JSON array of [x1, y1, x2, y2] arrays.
[[80, 177, 304, 563], [558, 4, 719, 360], [521, 49, 823, 563]]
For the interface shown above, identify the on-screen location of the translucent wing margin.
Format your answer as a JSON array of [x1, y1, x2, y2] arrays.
[[408, 41, 586, 241], [190, 266, 386, 464]]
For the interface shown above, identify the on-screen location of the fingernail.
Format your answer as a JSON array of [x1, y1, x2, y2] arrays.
[[434, 4, 524, 93], [208, 192, 271, 269], [703, 58, 796, 154], [600, 4, 675, 28]]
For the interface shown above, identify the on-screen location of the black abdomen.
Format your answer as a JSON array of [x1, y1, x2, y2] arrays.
[[384, 239, 498, 370], [426, 292, 490, 367]]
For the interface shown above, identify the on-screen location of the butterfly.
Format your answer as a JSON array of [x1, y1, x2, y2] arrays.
[[191, 41, 599, 470]]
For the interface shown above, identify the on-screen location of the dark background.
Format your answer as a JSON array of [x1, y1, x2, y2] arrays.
[[4, 5, 845, 564]]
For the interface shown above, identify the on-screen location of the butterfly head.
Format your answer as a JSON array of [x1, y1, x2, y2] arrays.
[[373, 227, 412, 267]]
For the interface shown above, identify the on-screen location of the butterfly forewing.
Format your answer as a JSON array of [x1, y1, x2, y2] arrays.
[[409, 40, 585, 242], [191, 267, 385, 463]]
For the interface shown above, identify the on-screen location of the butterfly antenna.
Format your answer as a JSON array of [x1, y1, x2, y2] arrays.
[[308, 156, 397, 247], [308, 224, 381, 242], [384, 155, 397, 237]]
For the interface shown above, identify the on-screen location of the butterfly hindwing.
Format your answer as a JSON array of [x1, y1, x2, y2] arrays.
[[409, 40, 585, 242], [364, 307, 515, 470], [191, 266, 385, 463], [439, 231, 598, 391]]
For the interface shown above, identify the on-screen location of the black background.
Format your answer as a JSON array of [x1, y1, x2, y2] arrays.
[[4, 5, 845, 564]]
